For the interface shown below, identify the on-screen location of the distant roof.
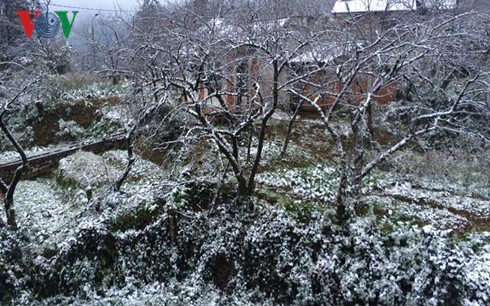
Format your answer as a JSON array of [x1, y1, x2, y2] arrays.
[[423, 0, 458, 9], [331, 0, 458, 14], [290, 43, 353, 64], [331, 0, 417, 13]]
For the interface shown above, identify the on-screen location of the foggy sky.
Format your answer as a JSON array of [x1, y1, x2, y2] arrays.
[[47, 0, 143, 32], [50, 0, 141, 12]]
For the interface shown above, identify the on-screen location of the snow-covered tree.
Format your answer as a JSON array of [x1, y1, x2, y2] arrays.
[[290, 9, 490, 219]]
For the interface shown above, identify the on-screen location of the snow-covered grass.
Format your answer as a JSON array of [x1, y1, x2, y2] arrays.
[[363, 172, 490, 232], [43, 74, 128, 102], [383, 149, 490, 200], [15, 178, 88, 253], [366, 194, 470, 231], [257, 163, 378, 203], [257, 164, 340, 202], [385, 183, 490, 218], [12, 150, 165, 255]]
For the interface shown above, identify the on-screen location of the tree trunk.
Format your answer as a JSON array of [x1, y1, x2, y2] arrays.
[[4, 193, 17, 229], [168, 210, 177, 245], [6, 207, 16, 229], [237, 176, 250, 199], [114, 135, 135, 192], [247, 60, 279, 195], [280, 99, 304, 157], [352, 124, 364, 204], [336, 166, 348, 222], [1, 111, 28, 230], [247, 125, 253, 163]]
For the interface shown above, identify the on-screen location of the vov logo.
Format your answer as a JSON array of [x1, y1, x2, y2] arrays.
[[17, 10, 79, 39]]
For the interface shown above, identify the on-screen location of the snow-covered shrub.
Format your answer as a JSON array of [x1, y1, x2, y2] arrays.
[[140, 104, 189, 147], [4, 185, 490, 305], [31, 221, 121, 299], [240, 208, 329, 304], [55, 119, 85, 140], [460, 232, 490, 305], [164, 185, 192, 211], [57, 151, 119, 190], [0, 230, 30, 304], [400, 226, 469, 306]]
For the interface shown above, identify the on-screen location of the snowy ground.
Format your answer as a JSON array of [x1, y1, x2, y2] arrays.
[[3, 113, 489, 305], [14, 150, 165, 254]]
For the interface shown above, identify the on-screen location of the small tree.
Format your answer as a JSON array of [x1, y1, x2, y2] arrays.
[[125, 1, 320, 204], [0, 80, 38, 229]]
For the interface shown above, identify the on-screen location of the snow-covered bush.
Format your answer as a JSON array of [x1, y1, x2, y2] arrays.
[[55, 119, 85, 140], [3, 186, 490, 305], [0, 229, 33, 305], [140, 104, 189, 148]]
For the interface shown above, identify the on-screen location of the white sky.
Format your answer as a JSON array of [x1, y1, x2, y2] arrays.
[[45, 0, 144, 32], [49, 0, 142, 12], [37, 1, 144, 46]]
